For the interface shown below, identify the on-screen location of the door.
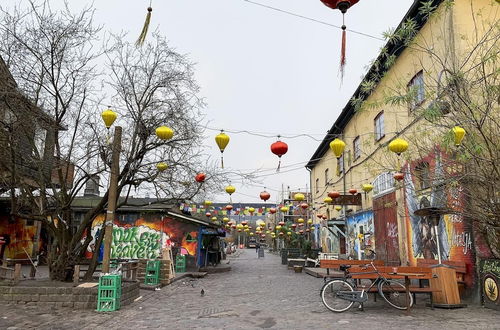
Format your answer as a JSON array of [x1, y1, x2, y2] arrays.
[[373, 192, 400, 265]]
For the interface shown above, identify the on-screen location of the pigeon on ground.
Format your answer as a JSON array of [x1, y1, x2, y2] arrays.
[[200, 289, 205, 296]]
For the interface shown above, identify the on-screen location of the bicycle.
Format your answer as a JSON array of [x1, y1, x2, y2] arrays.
[[320, 262, 414, 312]]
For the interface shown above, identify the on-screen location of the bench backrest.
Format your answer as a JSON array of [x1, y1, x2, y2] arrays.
[[416, 259, 466, 274], [348, 265, 434, 280], [320, 259, 384, 269]]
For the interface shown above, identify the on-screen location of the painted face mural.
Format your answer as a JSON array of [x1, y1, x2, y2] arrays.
[[346, 211, 375, 259], [84, 215, 198, 259]]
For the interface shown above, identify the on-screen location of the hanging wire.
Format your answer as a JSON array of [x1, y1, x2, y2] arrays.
[[241, 0, 385, 41]]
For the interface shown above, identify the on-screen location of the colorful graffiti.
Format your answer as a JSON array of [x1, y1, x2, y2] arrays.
[[346, 211, 375, 259], [403, 154, 474, 287], [84, 214, 198, 260], [0, 216, 40, 260]]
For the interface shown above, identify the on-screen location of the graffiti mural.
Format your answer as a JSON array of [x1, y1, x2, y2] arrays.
[[84, 214, 199, 260], [0, 216, 40, 260], [403, 153, 474, 287], [346, 211, 374, 259]]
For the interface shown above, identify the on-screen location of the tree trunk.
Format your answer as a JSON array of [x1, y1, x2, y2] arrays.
[[83, 224, 105, 281]]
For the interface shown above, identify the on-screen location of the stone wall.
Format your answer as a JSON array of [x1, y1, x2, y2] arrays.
[[0, 281, 140, 309]]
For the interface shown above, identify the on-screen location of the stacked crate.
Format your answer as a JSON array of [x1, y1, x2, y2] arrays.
[[97, 275, 122, 312], [144, 260, 161, 286], [137, 259, 175, 287], [175, 255, 186, 273]]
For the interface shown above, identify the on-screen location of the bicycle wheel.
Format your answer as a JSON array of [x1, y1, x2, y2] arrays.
[[378, 280, 414, 310], [321, 280, 354, 312]]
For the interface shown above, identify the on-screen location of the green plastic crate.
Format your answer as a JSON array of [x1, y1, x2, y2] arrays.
[[146, 260, 161, 272], [175, 255, 186, 273], [97, 275, 122, 312], [97, 298, 121, 312]]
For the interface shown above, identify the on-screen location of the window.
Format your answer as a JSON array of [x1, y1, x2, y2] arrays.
[[408, 71, 425, 110], [372, 172, 395, 196], [315, 178, 319, 194], [33, 124, 46, 157], [353, 136, 361, 160], [415, 162, 431, 190], [324, 168, 329, 186], [337, 155, 344, 175], [374, 111, 385, 141]]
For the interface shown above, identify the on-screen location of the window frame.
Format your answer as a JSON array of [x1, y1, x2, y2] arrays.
[[315, 178, 319, 194], [353, 136, 361, 160], [324, 168, 329, 186], [408, 70, 425, 110], [337, 154, 344, 175], [372, 172, 395, 197], [374, 111, 385, 141]]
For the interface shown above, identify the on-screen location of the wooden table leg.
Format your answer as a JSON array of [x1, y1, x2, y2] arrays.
[[405, 276, 411, 315]]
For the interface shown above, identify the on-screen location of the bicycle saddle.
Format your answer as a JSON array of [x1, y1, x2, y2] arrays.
[[339, 265, 351, 271]]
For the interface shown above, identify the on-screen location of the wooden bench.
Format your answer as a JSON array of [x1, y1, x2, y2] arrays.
[[320, 259, 385, 278], [348, 265, 440, 308]]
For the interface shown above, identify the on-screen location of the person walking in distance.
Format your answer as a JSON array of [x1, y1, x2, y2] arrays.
[[256, 241, 260, 258]]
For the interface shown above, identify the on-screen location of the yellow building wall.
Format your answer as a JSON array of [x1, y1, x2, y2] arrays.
[[310, 0, 498, 260]]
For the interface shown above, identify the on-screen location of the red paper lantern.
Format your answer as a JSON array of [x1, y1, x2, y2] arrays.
[[299, 223, 304, 227], [317, 214, 323, 218], [300, 203, 309, 210], [279, 232, 284, 236], [394, 172, 405, 181], [261, 234, 266, 238], [299, 230, 304, 235], [278, 221, 285, 226], [260, 190, 271, 202], [269, 208, 277, 214], [241, 221, 248, 226], [195, 173, 206, 183], [270, 139, 288, 171], [349, 188, 358, 195], [291, 224, 297, 229], [306, 229, 311, 233], [328, 191, 341, 199], [226, 205, 233, 211], [231, 225, 236, 229], [205, 212, 211, 218], [322, 215, 328, 220]]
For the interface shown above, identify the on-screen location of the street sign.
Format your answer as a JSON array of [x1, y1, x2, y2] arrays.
[[333, 194, 362, 206]]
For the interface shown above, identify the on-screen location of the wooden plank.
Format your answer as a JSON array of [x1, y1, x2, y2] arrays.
[[320, 259, 384, 269], [73, 265, 80, 286]]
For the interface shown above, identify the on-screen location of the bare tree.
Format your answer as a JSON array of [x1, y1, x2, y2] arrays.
[[0, 0, 226, 280]]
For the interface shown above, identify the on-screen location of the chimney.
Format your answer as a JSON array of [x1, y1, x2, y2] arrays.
[[84, 175, 100, 196]]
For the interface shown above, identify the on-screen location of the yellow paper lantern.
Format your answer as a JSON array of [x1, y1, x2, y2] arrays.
[[324, 197, 333, 204], [297, 218, 305, 224], [156, 162, 168, 172], [260, 223, 265, 228], [307, 219, 313, 225], [215, 130, 230, 168], [249, 232, 254, 236], [236, 224, 243, 229], [101, 109, 117, 128], [156, 126, 174, 140], [329, 138, 346, 158], [452, 126, 466, 146], [266, 230, 271, 234], [287, 232, 292, 236], [280, 206, 288, 213], [388, 138, 409, 155], [204, 200, 212, 207], [248, 207, 255, 213], [223, 217, 229, 223], [335, 205, 342, 211], [211, 216, 217, 222], [276, 225, 282, 230], [311, 226, 315, 231], [244, 228, 250, 232], [225, 185, 236, 195], [244, 225, 249, 229], [294, 193, 305, 201], [362, 184, 373, 193]]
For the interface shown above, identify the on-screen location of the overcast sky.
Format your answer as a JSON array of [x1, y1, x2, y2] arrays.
[[14, 0, 414, 204]]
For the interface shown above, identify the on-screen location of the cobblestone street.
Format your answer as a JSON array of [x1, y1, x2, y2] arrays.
[[0, 249, 498, 330]]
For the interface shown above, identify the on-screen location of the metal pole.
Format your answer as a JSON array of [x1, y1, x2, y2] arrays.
[[433, 215, 442, 264], [102, 126, 122, 274]]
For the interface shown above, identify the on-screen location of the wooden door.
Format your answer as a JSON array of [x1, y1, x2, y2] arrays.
[[373, 192, 400, 265]]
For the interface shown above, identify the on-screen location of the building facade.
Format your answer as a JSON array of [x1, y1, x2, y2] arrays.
[[307, 0, 497, 294]]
